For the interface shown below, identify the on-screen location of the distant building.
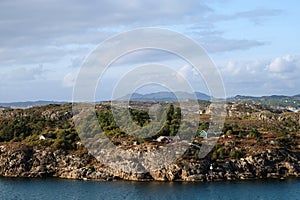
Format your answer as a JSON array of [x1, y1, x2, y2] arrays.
[[39, 135, 46, 140], [198, 130, 221, 139], [39, 134, 56, 140], [156, 136, 171, 143], [198, 130, 208, 139]]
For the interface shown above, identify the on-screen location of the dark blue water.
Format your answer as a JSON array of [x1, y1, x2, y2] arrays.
[[0, 178, 300, 200]]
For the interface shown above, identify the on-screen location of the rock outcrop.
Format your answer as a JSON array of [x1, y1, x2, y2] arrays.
[[1, 143, 300, 182]]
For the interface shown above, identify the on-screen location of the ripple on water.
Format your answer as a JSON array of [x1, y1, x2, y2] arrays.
[[0, 178, 300, 200]]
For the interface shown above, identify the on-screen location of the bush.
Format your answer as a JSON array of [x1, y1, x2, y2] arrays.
[[211, 146, 224, 160], [222, 123, 233, 134], [226, 130, 233, 136], [247, 128, 261, 140], [87, 165, 95, 172], [230, 149, 243, 159]]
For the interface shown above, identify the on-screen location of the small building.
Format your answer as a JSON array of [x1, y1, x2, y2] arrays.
[[39, 135, 46, 140], [39, 134, 56, 140], [198, 130, 208, 139], [156, 136, 171, 143], [198, 130, 221, 139]]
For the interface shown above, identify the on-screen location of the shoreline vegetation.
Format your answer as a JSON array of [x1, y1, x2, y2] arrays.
[[0, 100, 300, 182]]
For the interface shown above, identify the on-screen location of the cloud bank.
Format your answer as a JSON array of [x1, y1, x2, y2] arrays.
[[0, 0, 297, 101]]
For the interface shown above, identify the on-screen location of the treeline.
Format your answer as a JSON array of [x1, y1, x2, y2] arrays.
[[0, 104, 79, 150], [95, 104, 183, 139], [0, 103, 194, 149]]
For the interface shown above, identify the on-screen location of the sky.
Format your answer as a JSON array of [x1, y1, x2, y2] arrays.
[[0, 0, 299, 102]]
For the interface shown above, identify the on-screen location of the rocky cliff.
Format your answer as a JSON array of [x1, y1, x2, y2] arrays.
[[1, 142, 300, 182]]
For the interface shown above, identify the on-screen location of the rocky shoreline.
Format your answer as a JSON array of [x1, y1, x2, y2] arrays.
[[1, 142, 300, 182]]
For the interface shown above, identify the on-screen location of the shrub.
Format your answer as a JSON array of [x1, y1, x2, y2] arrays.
[[230, 149, 243, 159], [226, 130, 233, 136], [248, 128, 261, 140]]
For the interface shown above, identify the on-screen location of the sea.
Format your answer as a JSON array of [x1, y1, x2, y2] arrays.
[[0, 178, 300, 200]]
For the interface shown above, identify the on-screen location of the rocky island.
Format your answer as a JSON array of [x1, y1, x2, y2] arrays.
[[0, 99, 300, 182]]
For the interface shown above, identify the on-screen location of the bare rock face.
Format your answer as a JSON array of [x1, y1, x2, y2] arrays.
[[0, 143, 90, 179], [1, 143, 300, 182]]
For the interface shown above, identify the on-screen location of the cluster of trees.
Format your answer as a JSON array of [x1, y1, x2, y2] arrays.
[[0, 105, 79, 150], [157, 104, 181, 137], [0, 103, 189, 150], [95, 104, 182, 140], [0, 116, 34, 142], [221, 123, 262, 141]]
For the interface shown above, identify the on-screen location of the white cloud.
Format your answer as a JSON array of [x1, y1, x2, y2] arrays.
[[223, 61, 241, 76], [220, 55, 300, 96], [0, 1, 282, 47], [174, 64, 209, 94], [266, 55, 300, 73], [0, 0, 211, 48], [2, 65, 46, 82], [63, 71, 78, 88]]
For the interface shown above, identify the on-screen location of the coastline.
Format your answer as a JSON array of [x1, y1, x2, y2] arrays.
[[1, 142, 300, 182]]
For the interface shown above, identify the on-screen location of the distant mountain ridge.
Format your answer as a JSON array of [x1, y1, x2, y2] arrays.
[[233, 94, 300, 100], [293, 94, 300, 98], [1, 93, 299, 108], [0, 101, 66, 109], [116, 91, 211, 101]]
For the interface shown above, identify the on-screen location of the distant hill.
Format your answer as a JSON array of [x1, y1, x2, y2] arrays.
[[293, 94, 300, 98], [0, 101, 66, 109], [230, 94, 300, 108], [0, 92, 210, 108], [116, 91, 211, 102], [2, 93, 299, 108]]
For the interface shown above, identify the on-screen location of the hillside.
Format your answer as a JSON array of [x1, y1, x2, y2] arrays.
[[0, 101, 300, 181], [231, 95, 300, 109]]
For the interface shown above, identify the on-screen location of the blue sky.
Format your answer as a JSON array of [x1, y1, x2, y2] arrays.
[[0, 0, 299, 102]]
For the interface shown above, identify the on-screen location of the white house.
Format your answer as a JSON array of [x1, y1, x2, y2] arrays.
[[39, 135, 46, 140], [156, 136, 171, 143]]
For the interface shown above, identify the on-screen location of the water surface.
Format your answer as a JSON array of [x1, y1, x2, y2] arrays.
[[0, 178, 299, 200]]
